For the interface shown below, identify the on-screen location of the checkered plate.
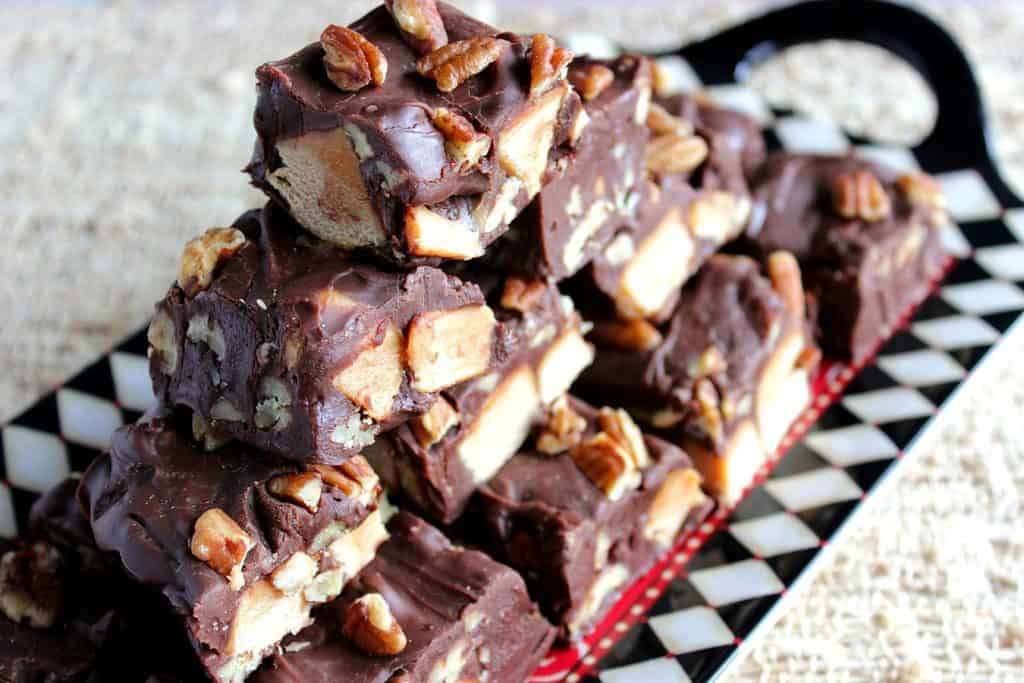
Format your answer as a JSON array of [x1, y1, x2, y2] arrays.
[[0, 2, 1020, 682]]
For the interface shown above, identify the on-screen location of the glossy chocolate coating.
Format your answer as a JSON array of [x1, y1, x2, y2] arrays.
[[467, 398, 709, 639], [745, 153, 948, 360], [255, 512, 555, 683], [80, 409, 378, 661], [151, 203, 486, 464]]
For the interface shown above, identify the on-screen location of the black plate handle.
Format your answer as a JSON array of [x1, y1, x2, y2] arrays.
[[675, 0, 1021, 207]]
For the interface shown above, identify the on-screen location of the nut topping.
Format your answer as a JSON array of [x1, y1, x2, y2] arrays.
[[500, 276, 548, 314], [597, 407, 651, 468], [833, 170, 891, 222], [693, 378, 724, 444], [896, 172, 946, 211], [342, 593, 408, 656], [310, 455, 380, 506], [416, 37, 508, 93], [268, 472, 323, 513], [529, 34, 573, 97], [190, 508, 254, 591], [177, 227, 246, 297], [571, 432, 641, 501], [411, 397, 460, 447], [646, 102, 694, 137], [766, 251, 805, 321], [384, 0, 447, 54], [646, 132, 708, 176], [321, 25, 388, 92], [689, 345, 727, 378], [433, 108, 491, 172], [568, 63, 613, 101], [536, 395, 587, 455], [588, 318, 663, 352], [0, 542, 63, 628]]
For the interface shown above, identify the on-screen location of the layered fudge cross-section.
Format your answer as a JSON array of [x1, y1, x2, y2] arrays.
[[366, 274, 595, 523], [81, 409, 389, 683], [254, 511, 555, 683], [249, 1, 584, 264], [744, 153, 949, 361], [466, 397, 710, 640], [486, 54, 653, 281], [149, 203, 497, 464], [579, 253, 818, 504], [577, 92, 765, 322]]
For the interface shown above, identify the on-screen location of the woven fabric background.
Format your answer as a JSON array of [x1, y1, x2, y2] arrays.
[[2, 1, 1022, 680]]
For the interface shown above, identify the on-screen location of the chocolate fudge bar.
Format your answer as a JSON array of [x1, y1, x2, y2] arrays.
[[745, 153, 949, 361], [249, 1, 584, 265], [486, 54, 653, 281], [467, 397, 710, 640], [579, 254, 818, 504], [366, 275, 595, 523], [254, 511, 555, 683], [580, 93, 765, 321], [81, 409, 389, 683], [150, 203, 495, 464]]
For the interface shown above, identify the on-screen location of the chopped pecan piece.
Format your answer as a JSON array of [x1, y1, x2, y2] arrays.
[[571, 432, 641, 501], [499, 276, 548, 314], [384, 0, 447, 54], [693, 378, 724, 444], [529, 34, 573, 97], [597, 407, 651, 468], [177, 227, 246, 297], [689, 345, 728, 378], [568, 63, 613, 101], [268, 472, 323, 513], [896, 172, 946, 211], [433, 108, 491, 171], [416, 37, 508, 93], [766, 251, 805, 320], [190, 508, 254, 591], [309, 455, 380, 506], [0, 542, 63, 629], [588, 318, 663, 352], [321, 25, 388, 92], [646, 132, 708, 176], [646, 102, 694, 137], [833, 170, 891, 222], [536, 395, 587, 455], [342, 593, 408, 656], [410, 397, 460, 447]]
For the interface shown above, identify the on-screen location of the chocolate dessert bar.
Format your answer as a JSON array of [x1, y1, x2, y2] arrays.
[[467, 397, 710, 640], [366, 276, 595, 523], [81, 409, 389, 683], [249, 1, 584, 264], [486, 54, 653, 281], [745, 153, 949, 361], [580, 93, 765, 321], [254, 511, 555, 683], [579, 253, 818, 504], [150, 203, 495, 464]]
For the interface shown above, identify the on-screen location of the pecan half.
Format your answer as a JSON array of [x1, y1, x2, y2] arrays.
[[571, 432, 641, 501], [309, 455, 380, 506], [646, 102, 693, 137], [178, 227, 246, 297], [896, 172, 946, 211], [268, 472, 323, 513], [384, 0, 447, 54], [597, 407, 651, 468], [500, 276, 548, 314], [417, 37, 507, 93], [588, 318, 663, 352], [321, 25, 388, 92], [190, 508, 253, 591], [569, 63, 614, 101], [536, 395, 587, 455], [342, 593, 408, 656], [0, 542, 63, 629], [646, 132, 708, 176], [433, 108, 491, 171], [529, 34, 573, 97], [833, 170, 891, 222]]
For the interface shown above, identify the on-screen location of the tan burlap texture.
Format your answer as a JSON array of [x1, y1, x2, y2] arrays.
[[2, 1, 1022, 680]]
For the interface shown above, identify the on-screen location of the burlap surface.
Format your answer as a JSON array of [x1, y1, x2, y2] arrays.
[[2, 1, 1022, 679]]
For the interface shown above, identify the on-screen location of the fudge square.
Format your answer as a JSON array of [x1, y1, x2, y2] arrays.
[[579, 253, 819, 504], [466, 397, 710, 640], [249, 1, 584, 265], [81, 409, 389, 683], [578, 92, 765, 322], [150, 203, 496, 465], [485, 54, 653, 281], [366, 275, 595, 524], [745, 153, 949, 362], [254, 511, 555, 683]]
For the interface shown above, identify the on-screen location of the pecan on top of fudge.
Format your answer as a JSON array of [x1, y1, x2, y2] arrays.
[[249, 1, 583, 264]]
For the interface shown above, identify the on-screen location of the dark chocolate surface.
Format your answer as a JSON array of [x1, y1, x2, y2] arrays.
[[255, 511, 554, 683], [152, 203, 486, 464], [81, 408, 377, 657]]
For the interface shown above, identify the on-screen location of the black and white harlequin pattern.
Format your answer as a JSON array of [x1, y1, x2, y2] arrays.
[[0, 39, 1019, 683]]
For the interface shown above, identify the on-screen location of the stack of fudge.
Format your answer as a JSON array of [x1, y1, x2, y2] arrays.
[[1, 2, 951, 681]]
